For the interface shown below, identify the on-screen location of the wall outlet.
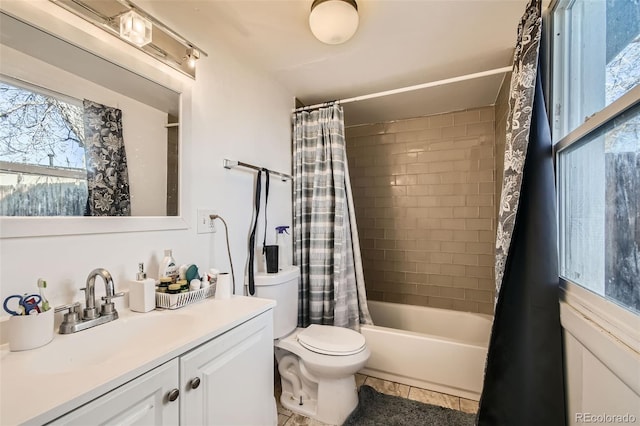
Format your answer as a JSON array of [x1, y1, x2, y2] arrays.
[[197, 209, 217, 234]]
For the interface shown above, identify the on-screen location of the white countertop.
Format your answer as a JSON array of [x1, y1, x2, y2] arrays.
[[0, 296, 275, 426]]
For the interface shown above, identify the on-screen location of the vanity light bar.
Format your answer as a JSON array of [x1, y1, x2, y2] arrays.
[[49, 0, 208, 78]]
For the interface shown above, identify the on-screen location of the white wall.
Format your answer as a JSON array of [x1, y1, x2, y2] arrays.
[[0, 2, 293, 313], [561, 286, 640, 425]]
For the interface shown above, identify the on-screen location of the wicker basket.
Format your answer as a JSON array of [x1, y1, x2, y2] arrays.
[[156, 284, 216, 310]]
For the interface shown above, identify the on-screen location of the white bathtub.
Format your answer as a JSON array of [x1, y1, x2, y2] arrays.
[[360, 300, 492, 400]]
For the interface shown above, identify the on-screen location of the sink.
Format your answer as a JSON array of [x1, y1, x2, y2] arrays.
[[25, 312, 196, 374]]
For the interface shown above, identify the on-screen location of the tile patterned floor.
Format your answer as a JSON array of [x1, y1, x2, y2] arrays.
[[276, 373, 479, 426]]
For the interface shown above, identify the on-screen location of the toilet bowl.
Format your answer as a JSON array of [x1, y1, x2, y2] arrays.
[[249, 267, 370, 425], [275, 325, 370, 424]]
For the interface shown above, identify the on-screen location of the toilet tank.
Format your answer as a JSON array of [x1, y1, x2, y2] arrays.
[[249, 266, 299, 339]]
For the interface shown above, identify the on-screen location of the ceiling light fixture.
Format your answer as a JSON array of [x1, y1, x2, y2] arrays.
[[119, 10, 152, 47], [309, 0, 359, 45]]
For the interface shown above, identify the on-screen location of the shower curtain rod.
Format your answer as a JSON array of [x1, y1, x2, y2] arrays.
[[293, 66, 512, 113], [223, 159, 292, 181]]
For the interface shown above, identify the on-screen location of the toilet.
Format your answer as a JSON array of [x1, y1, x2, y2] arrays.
[[250, 266, 370, 425]]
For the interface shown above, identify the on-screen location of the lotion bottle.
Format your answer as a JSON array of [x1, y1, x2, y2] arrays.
[[158, 249, 178, 280]]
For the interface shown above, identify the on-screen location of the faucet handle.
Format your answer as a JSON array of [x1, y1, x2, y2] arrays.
[[100, 292, 124, 317], [55, 302, 82, 333], [54, 302, 81, 315], [101, 292, 125, 303]]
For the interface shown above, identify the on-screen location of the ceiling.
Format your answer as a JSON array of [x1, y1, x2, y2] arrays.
[[136, 0, 546, 126]]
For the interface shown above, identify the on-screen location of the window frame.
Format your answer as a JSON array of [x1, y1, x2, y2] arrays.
[[0, 75, 88, 181], [549, 0, 640, 345]]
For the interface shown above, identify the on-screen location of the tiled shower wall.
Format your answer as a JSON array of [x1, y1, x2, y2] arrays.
[[494, 73, 511, 220], [345, 106, 496, 315]]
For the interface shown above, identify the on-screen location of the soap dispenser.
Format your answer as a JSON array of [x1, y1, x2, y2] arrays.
[[130, 263, 156, 313]]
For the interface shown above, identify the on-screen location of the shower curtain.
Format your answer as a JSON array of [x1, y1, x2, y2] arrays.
[[292, 104, 372, 330], [477, 0, 566, 424], [82, 100, 131, 216]]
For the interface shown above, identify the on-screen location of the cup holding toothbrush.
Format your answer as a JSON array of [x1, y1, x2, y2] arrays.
[[7, 308, 54, 351]]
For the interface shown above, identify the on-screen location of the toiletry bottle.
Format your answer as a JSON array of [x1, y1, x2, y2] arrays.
[[158, 249, 178, 281], [276, 226, 291, 270], [130, 263, 156, 313]]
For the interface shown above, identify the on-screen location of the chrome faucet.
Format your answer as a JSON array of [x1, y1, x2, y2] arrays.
[[55, 268, 124, 334]]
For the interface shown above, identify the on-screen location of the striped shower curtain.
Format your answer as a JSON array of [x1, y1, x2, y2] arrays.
[[293, 104, 372, 330]]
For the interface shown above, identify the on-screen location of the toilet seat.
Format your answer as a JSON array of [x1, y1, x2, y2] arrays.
[[297, 324, 366, 355]]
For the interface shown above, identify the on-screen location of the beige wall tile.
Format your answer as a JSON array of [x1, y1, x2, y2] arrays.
[[346, 105, 497, 315], [467, 122, 495, 136], [478, 302, 495, 315], [441, 218, 467, 230], [417, 284, 440, 296], [404, 294, 430, 306], [454, 206, 480, 218], [416, 263, 441, 274], [465, 288, 493, 303], [429, 274, 453, 286], [466, 266, 493, 279], [453, 276, 479, 289], [479, 106, 496, 122], [383, 293, 409, 304], [345, 123, 386, 138], [429, 112, 455, 128], [478, 278, 494, 290], [405, 272, 429, 284], [440, 263, 467, 277], [442, 125, 467, 138], [417, 173, 442, 184], [416, 240, 442, 252], [453, 253, 479, 266], [430, 252, 453, 264], [441, 241, 467, 253], [395, 128, 442, 143], [453, 230, 480, 242], [466, 242, 493, 254], [386, 116, 430, 133], [384, 250, 406, 261], [428, 296, 454, 309], [466, 218, 493, 230], [453, 299, 480, 312], [454, 109, 481, 125]]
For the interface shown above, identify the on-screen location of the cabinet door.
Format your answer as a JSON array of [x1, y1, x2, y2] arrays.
[[49, 359, 179, 426], [180, 310, 275, 426]]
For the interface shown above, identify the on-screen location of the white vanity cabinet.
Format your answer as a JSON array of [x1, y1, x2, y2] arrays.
[[180, 309, 275, 425], [48, 359, 180, 425], [47, 310, 274, 426]]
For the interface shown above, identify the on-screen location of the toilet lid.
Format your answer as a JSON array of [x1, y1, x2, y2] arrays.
[[297, 325, 366, 356]]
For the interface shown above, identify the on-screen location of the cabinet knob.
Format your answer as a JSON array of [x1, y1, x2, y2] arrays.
[[190, 377, 201, 389], [168, 388, 180, 402]]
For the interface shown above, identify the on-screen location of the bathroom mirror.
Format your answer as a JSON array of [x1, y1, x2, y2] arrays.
[[0, 5, 189, 237]]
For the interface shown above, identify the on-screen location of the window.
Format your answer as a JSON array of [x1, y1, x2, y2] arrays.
[[0, 79, 88, 216], [552, 0, 640, 141], [553, 0, 640, 315]]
